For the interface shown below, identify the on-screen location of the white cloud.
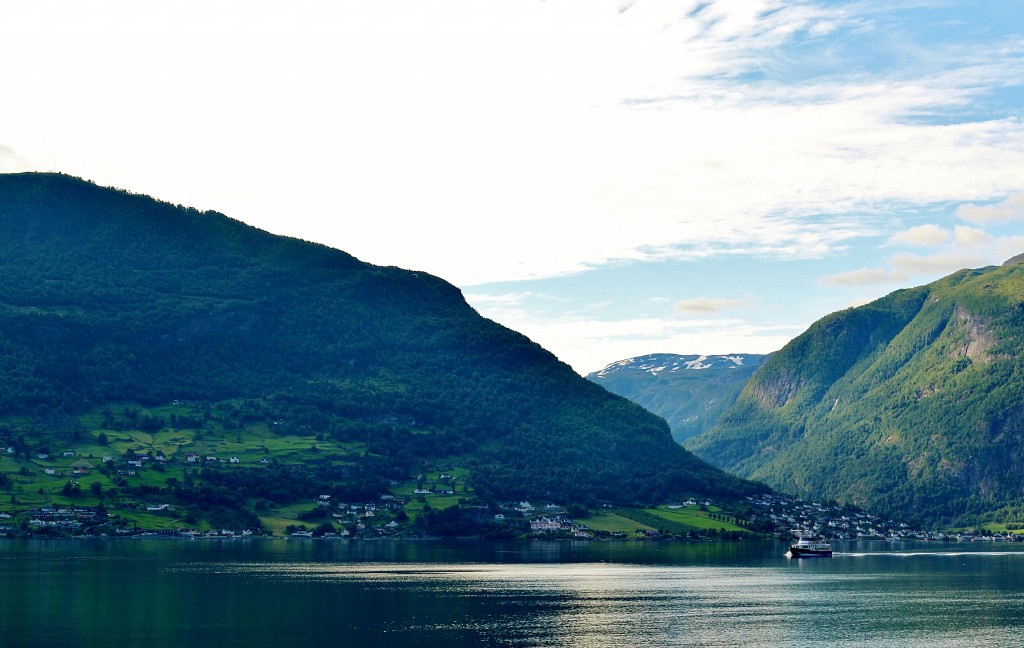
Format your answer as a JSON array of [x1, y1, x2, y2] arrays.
[[2, 2, 1023, 286], [887, 224, 950, 247], [675, 297, 746, 314], [469, 301, 798, 374], [467, 285, 797, 373], [463, 292, 536, 307], [821, 267, 908, 287], [0, 144, 30, 172], [890, 251, 992, 275], [956, 194, 1024, 224], [4, 1, 1024, 372], [954, 225, 994, 247], [995, 236, 1024, 261], [824, 229, 1024, 290]]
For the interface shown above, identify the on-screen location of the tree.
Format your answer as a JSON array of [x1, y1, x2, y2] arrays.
[[311, 522, 336, 537]]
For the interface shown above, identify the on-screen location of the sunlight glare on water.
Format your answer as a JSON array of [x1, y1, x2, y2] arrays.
[[6, 541, 1024, 647], [196, 559, 1022, 647]]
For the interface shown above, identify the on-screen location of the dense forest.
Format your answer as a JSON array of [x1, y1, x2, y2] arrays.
[[0, 172, 762, 511], [686, 259, 1024, 526]]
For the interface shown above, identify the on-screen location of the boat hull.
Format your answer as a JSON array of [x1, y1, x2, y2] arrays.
[[787, 547, 832, 558]]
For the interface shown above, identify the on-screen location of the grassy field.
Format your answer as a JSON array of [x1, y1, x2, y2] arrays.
[[259, 515, 300, 536], [579, 506, 750, 536], [643, 505, 747, 532], [403, 493, 464, 519], [579, 510, 655, 534], [117, 509, 198, 532]]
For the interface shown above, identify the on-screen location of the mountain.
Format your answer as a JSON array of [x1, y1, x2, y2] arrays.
[[685, 260, 1024, 525], [587, 354, 768, 443], [0, 172, 761, 517]]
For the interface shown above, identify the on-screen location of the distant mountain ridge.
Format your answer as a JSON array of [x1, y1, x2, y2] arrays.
[[685, 261, 1024, 525], [594, 354, 762, 378], [0, 172, 761, 509], [588, 353, 768, 443]]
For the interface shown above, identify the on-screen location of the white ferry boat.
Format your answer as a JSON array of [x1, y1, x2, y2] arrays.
[[786, 537, 833, 558]]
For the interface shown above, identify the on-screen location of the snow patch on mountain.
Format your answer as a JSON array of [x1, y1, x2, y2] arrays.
[[593, 353, 764, 379]]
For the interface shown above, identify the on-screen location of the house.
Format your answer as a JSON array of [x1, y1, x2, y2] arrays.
[[530, 515, 580, 533], [229, 457, 240, 464], [186, 454, 200, 463], [63, 451, 75, 457], [44, 468, 56, 475]]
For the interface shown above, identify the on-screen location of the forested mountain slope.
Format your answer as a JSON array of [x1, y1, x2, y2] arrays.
[[0, 173, 759, 506], [686, 259, 1024, 525], [587, 354, 767, 443]]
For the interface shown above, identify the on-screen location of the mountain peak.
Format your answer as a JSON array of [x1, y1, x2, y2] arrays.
[[592, 353, 764, 379]]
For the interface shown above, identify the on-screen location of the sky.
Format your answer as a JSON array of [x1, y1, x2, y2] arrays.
[[2, 1, 1023, 374]]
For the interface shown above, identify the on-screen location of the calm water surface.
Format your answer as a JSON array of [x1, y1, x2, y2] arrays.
[[2, 539, 1023, 647]]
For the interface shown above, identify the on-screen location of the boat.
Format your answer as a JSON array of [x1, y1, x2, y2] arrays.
[[787, 537, 833, 558]]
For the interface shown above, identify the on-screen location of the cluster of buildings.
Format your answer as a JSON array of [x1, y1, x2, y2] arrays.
[[528, 515, 591, 538], [6, 506, 108, 534], [745, 494, 1018, 541], [300, 494, 409, 537]]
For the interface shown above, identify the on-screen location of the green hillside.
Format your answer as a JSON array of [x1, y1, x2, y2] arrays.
[[0, 173, 761, 532], [686, 260, 1024, 525], [587, 354, 767, 443]]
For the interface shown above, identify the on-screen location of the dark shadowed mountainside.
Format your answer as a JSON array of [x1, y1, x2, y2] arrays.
[[0, 172, 761, 507]]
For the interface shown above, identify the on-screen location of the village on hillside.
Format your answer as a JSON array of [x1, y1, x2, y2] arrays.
[[1, 435, 1018, 541]]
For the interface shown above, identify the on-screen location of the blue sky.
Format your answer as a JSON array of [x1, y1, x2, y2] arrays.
[[2, 1, 1023, 373]]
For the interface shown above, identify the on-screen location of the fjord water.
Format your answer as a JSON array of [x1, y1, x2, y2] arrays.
[[3, 539, 1024, 647]]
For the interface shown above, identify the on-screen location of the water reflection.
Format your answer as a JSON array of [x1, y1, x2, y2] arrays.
[[4, 540, 1024, 647]]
